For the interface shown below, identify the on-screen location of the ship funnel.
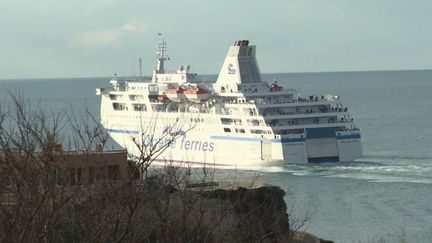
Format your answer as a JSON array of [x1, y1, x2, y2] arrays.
[[216, 40, 262, 84]]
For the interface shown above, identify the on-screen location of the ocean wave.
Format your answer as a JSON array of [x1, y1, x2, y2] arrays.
[[146, 158, 432, 184], [256, 161, 432, 184], [362, 152, 432, 161]]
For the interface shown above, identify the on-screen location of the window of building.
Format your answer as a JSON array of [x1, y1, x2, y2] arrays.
[[89, 167, 95, 184], [89, 166, 106, 184], [108, 165, 120, 181], [224, 128, 231, 132], [70, 167, 82, 185]]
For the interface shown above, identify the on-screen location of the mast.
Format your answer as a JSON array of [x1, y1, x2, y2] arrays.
[[152, 33, 171, 83], [139, 57, 143, 77], [156, 39, 167, 73]]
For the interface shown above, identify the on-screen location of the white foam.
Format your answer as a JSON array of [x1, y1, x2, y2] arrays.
[[267, 162, 432, 184]]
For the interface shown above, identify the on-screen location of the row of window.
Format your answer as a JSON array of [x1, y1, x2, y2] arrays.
[[109, 93, 153, 101], [223, 127, 272, 135], [224, 107, 258, 116], [220, 118, 265, 127], [190, 118, 205, 123], [221, 118, 242, 125], [113, 103, 147, 112], [224, 127, 245, 133], [70, 165, 121, 185], [129, 95, 145, 101]]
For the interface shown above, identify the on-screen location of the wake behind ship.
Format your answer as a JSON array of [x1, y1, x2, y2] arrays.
[[96, 40, 362, 166]]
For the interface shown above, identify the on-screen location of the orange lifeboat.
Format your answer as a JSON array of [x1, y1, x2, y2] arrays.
[[164, 87, 186, 101], [269, 83, 283, 92], [184, 87, 210, 101], [157, 94, 168, 102]]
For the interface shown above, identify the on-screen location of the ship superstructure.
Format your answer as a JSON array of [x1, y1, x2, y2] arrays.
[[96, 40, 362, 166]]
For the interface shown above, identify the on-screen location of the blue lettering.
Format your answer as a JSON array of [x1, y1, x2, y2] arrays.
[[194, 141, 202, 151], [174, 138, 215, 152], [171, 140, 176, 148], [184, 140, 191, 150], [202, 142, 208, 151], [181, 139, 185, 149]]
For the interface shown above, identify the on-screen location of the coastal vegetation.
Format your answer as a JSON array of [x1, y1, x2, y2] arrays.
[[0, 93, 307, 242]]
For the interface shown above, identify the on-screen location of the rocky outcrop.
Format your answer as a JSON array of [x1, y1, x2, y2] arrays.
[[203, 186, 290, 242]]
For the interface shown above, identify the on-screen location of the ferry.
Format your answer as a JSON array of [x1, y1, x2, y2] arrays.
[[96, 40, 362, 166]]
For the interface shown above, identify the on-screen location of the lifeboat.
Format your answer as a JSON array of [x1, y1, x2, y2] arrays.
[[157, 94, 168, 102], [164, 87, 186, 101], [184, 87, 210, 101], [269, 83, 283, 92]]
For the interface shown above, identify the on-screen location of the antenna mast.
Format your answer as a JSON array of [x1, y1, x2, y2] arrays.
[[139, 57, 143, 77], [156, 33, 167, 73]]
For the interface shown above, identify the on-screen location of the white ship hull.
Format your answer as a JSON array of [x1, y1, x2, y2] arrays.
[[103, 111, 362, 166]]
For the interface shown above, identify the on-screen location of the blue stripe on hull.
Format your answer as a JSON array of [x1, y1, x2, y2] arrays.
[[308, 156, 340, 163], [210, 135, 305, 143], [280, 137, 306, 143], [107, 129, 307, 143], [107, 128, 140, 134], [336, 134, 361, 140]]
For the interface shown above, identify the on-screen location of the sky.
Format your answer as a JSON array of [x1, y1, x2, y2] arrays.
[[1, 0, 432, 79]]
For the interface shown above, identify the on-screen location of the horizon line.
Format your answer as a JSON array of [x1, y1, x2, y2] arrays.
[[1, 68, 432, 81]]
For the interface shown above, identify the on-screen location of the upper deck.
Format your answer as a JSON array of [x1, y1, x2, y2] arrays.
[[97, 40, 360, 136]]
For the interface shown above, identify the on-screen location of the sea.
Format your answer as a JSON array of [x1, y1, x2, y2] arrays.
[[1, 70, 431, 242]]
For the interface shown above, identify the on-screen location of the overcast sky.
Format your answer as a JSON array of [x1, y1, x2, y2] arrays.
[[1, 0, 432, 79]]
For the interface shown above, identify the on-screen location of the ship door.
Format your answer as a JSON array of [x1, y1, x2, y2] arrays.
[[306, 138, 339, 162], [261, 140, 272, 161]]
